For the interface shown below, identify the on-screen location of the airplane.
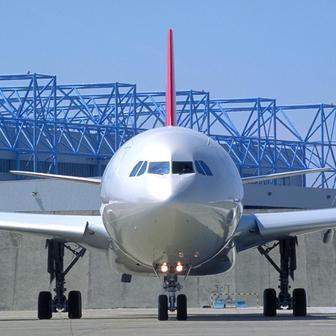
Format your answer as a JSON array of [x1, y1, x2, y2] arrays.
[[2, 29, 336, 321]]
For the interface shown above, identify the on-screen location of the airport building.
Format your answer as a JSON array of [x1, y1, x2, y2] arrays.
[[0, 73, 336, 310]]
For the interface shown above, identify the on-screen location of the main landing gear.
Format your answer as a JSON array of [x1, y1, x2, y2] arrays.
[[38, 239, 86, 319], [158, 273, 187, 321], [258, 237, 307, 317]]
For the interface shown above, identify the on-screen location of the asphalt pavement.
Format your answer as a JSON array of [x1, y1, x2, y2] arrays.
[[0, 307, 336, 336]]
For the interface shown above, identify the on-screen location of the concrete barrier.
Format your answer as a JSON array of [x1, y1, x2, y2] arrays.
[[0, 179, 335, 309], [0, 229, 335, 310]]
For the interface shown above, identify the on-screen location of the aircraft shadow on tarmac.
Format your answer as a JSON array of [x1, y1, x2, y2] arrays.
[[186, 313, 336, 322], [0, 313, 335, 322]]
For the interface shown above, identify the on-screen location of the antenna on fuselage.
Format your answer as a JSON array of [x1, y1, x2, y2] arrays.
[[165, 29, 176, 126]]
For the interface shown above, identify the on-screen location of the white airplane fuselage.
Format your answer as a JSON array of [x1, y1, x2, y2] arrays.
[[100, 126, 244, 277]]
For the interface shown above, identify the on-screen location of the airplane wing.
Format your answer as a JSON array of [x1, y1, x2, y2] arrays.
[[11, 167, 329, 185], [10, 170, 101, 185], [0, 212, 109, 249], [235, 208, 336, 252], [241, 167, 330, 184]]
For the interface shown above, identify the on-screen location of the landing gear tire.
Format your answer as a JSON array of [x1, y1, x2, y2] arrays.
[[176, 294, 187, 321], [158, 295, 168, 321], [292, 288, 307, 317], [38, 291, 52, 320], [263, 288, 277, 317], [68, 291, 82, 319]]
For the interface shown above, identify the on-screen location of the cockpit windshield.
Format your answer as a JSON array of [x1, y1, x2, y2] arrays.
[[148, 161, 170, 175], [130, 160, 212, 177], [172, 161, 194, 174]]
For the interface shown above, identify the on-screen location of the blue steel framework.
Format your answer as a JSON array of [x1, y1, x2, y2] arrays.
[[0, 73, 335, 188]]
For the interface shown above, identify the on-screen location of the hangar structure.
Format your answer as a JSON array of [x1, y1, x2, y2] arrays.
[[0, 73, 335, 189], [0, 73, 336, 311]]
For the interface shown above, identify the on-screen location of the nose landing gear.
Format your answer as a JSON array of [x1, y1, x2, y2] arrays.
[[158, 273, 187, 320]]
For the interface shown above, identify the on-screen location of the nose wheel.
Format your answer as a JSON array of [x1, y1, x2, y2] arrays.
[[158, 274, 188, 321], [158, 295, 168, 320], [176, 294, 187, 320]]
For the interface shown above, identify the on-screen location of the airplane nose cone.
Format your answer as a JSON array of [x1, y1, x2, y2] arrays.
[[146, 174, 196, 202]]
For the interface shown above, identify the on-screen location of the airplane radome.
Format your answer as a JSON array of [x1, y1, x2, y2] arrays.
[[3, 29, 335, 321], [101, 126, 243, 278]]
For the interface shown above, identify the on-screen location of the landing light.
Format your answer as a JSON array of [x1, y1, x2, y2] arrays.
[[176, 262, 183, 273], [160, 263, 168, 273]]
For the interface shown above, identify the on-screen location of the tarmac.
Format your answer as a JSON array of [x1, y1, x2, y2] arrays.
[[1, 307, 336, 336]]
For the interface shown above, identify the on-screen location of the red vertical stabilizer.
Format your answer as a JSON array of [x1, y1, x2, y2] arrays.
[[165, 29, 176, 126]]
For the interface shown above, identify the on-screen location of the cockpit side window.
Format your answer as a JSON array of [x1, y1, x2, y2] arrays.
[[195, 160, 213, 176], [137, 161, 148, 176], [148, 161, 170, 175], [195, 160, 206, 175], [172, 161, 194, 174], [200, 160, 213, 176], [129, 161, 143, 177]]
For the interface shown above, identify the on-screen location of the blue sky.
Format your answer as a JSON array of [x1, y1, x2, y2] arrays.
[[0, 0, 335, 104]]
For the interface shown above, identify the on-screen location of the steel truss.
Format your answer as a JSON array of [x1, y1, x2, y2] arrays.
[[0, 73, 335, 188]]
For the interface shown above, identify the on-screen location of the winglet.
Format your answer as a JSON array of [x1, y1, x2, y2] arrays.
[[165, 28, 176, 126]]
